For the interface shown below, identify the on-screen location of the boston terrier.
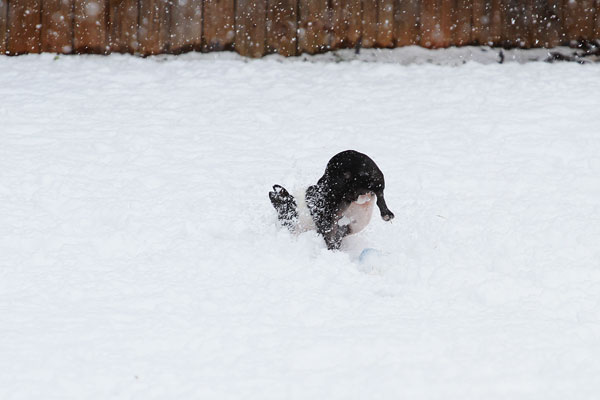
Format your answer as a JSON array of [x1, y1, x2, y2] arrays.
[[269, 150, 394, 250]]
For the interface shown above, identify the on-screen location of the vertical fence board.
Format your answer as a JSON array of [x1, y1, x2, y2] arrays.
[[298, 0, 331, 53], [420, 0, 440, 47], [530, 0, 558, 46], [503, 0, 530, 46], [331, 0, 361, 48], [170, 0, 202, 53], [138, 0, 171, 55], [0, 0, 7, 54], [488, 0, 502, 44], [394, 0, 420, 45], [7, 0, 42, 54], [376, 0, 394, 46], [74, 0, 108, 53], [454, 0, 471, 45], [361, 0, 377, 47], [41, 0, 73, 53], [235, 0, 266, 57], [596, 0, 600, 39], [472, 0, 492, 45], [564, 0, 595, 41], [439, 0, 455, 46], [267, 0, 297, 55], [203, 0, 235, 50], [544, 0, 564, 44], [108, 0, 138, 53]]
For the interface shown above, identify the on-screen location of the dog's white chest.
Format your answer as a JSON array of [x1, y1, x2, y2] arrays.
[[337, 194, 375, 234], [293, 189, 375, 235]]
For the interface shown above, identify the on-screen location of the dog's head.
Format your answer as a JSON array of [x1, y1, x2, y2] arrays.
[[322, 150, 394, 221]]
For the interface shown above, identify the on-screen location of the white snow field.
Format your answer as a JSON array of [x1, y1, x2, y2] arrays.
[[1, 51, 600, 399]]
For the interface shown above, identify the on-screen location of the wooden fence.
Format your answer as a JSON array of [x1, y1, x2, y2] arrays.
[[1, 0, 599, 57]]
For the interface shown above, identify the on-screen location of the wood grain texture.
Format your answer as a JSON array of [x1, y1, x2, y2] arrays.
[[267, 0, 297, 55], [420, 0, 441, 47], [108, 0, 138, 53], [454, 0, 472, 45], [361, 0, 377, 47], [439, 0, 456, 46], [7, 0, 42, 54], [502, 0, 529, 47], [170, 0, 202, 53], [331, 0, 361, 48], [138, 0, 171, 55], [0, 0, 8, 54], [563, 0, 595, 40], [376, 0, 394, 46], [203, 0, 235, 51], [472, 0, 492, 45], [74, 0, 108, 53], [41, 0, 73, 53], [298, 0, 331, 53], [235, 0, 267, 57], [596, 0, 600, 40], [394, 0, 420, 46]]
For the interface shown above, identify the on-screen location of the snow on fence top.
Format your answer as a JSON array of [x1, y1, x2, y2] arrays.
[[0, 0, 599, 57]]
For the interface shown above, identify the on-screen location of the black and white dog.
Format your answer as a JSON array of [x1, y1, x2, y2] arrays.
[[269, 150, 394, 250]]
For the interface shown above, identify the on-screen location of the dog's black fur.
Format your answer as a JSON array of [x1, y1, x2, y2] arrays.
[[269, 150, 394, 250]]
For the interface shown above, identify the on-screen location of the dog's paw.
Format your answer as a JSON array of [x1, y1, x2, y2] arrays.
[[382, 211, 395, 221]]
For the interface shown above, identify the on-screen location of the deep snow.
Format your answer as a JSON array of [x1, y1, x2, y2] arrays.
[[1, 51, 600, 399]]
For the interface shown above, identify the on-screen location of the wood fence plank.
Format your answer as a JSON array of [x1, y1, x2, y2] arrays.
[[138, 0, 171, 55], [203, 0, 235, 51], [267, 0, 297, 55], [0, 0, 7, 54], [331, 0, 361, 49], [543, 0, 564, 45], [298, 0, 331, 53], [505, 0, 530, 46], [41, 0, 73, 53], [170, 0, 202, 53], [376, 0, 394, 46], [7, 0, 42, 54], [596, 0, 600, 40], [488, 0, 503, 44], [439, 0, 456, 46], [472, 0, 492, 45], [394, 0, 420, 45], [74, 0, 108, 53], [564, 0, 595, 41], [420, 0, 441, 47], [108, 0, 138, 53], [529, 0, 559, 46], [361, 0, 377, 47], [453, 0, 471, 45], [235, 0, 267, 57]]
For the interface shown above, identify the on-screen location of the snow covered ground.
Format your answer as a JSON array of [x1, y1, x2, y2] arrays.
[[1, 51, 600, 399]]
